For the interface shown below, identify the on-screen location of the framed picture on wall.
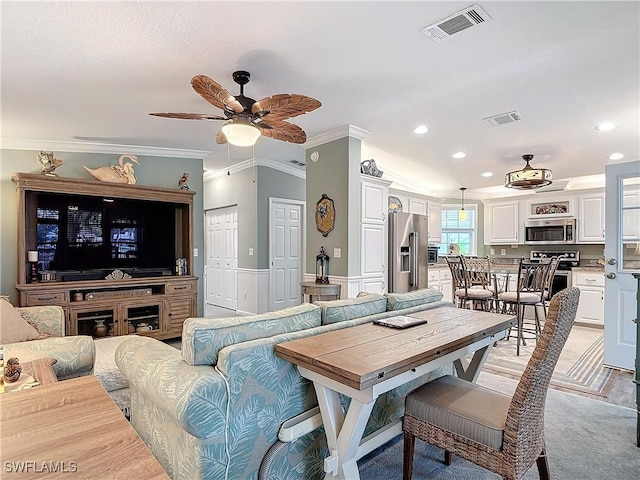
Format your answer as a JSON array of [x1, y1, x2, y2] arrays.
[[315, 193, 335, 237]]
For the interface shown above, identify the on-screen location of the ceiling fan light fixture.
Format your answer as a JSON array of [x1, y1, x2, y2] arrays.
[[221, 120, 261, 147], [505, 154, 552, 190]]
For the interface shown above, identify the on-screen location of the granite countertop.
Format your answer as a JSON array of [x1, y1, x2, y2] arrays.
[[572, 266, 605, 272]]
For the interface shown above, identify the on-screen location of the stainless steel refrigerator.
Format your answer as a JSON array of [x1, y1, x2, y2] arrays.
[[388, 212, 429, 292]]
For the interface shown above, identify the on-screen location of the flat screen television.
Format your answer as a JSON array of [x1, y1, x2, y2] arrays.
[[34, 192, 177, 280]]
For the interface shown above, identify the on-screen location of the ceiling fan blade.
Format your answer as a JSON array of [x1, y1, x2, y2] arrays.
[[191, 75, 244, 114], [257, 119, 307, 144], [215, 129, 228, 145], [149, 112, 227, 120], [252, 94, 321, 121]]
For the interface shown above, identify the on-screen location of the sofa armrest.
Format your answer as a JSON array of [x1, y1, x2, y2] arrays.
[[115, 336, 229, 439], [3, 335, 95, 380], [17, 305, 65, 336]]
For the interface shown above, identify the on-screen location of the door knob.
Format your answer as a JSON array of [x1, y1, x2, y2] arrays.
[[606, 272, 616, 279], [607, 258, 617, 265]]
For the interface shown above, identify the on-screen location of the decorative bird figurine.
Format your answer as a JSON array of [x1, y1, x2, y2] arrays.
[[38, 151, 64, 176], [178, 172, 190, 190], [83, 154, 139, 184], [4, 357, 22, 383]]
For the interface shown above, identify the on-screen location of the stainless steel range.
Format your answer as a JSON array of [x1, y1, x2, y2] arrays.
[[530, 250, 580, 297]]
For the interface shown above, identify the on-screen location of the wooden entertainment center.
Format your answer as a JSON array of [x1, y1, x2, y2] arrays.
[[12, 173, 197, 340]]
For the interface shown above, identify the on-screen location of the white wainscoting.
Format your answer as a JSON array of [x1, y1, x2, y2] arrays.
[[237, 268, 270, 314]]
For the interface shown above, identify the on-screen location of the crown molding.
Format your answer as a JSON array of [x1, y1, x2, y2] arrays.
[[204, 158, 306, 181], [1, 138, 209, 159], [304, 125, 370, 149]]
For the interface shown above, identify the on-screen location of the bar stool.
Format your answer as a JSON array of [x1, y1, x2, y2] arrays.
[[498, 258, 552, 355], [445, 256, 493, 311]]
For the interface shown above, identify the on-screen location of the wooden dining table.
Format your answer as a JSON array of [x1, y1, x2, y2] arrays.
[[275, 306, 515, 480]]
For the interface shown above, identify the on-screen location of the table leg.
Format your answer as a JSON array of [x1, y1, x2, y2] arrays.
[[453, 344, 493, 383], [315, 383, 375, 480]]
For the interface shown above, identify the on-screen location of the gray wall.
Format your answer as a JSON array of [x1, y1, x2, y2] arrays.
[[203, 165, 305, 270], [0, 149, 205, 313], [305, 137, 360, 277]]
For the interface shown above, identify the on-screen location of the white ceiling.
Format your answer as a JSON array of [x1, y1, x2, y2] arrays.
[[2, 1, 638, 198]]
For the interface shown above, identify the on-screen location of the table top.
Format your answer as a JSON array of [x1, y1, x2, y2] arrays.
[[0, 375, 168, 479], [275, 307, 514, 390]]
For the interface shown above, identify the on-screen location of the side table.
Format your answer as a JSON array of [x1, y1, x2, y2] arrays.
[[300, 282, 341, 303]]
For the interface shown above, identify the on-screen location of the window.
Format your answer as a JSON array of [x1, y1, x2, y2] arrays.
[[438, 205, 477, 256]]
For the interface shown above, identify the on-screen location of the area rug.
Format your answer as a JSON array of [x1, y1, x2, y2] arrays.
[[359, 372, 639, 480], [481, 324, 618, 399]]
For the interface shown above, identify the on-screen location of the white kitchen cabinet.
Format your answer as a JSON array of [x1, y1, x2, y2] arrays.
[[484, 200, 520, 244], [572, 271, 604, 325], [578, 193, 605, 243], [361, 176, 390, 293], [408, 198, 427, 215], [361, 176, 388, 224], [428, 202, 442, 243], [426, 266, 453, 303]]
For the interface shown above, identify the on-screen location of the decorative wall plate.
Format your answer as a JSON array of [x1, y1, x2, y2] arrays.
[[315, 193, 335, 237], [388, 196, 403, 213]]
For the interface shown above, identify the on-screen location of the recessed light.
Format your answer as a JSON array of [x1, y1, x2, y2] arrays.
[[595, 122, 616, 132], [413, 125, 429, 134], [452, 152, 466, 159], [609, 153, 624, 160], [481, 172, 493, 177]]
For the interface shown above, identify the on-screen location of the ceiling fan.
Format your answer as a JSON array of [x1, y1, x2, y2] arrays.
[[150, 71, 321, 146]]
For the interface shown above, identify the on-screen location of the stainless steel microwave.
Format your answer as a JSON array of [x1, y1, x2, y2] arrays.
[[524, 218, 576, 244]]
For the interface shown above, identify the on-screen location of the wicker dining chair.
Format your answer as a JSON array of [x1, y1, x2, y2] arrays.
[[498, 258, 553, 355], [402, 287, 580, 480], [445, 255, 493, 310]]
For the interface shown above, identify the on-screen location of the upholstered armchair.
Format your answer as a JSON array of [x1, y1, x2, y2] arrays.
[[1, 300, 95, 380]]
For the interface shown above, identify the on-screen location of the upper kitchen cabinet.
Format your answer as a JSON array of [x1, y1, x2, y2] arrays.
[[388, 188, 442, 244], [361, 175, 389, 224], [483, 200, 520, 244], [578, 193, 605, 243], [428, 202, 442, 243]]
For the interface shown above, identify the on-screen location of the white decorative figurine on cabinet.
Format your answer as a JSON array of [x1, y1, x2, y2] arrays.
[[84, 154, 139, 184]]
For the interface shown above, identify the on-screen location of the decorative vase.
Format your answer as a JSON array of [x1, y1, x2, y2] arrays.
[[93, 319, 107, 338]]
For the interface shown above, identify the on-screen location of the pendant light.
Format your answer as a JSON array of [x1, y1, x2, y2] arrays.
[[505, 154, 552, 189], [459, 187, 467, 221]]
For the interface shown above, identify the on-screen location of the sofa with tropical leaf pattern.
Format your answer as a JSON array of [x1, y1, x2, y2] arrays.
[[2, 304, 95, 380], [115, 288, 454, 480]]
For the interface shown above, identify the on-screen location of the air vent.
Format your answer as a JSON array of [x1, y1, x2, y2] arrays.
[[289, 160, 306, 167], [421, 4, 491, 43], [483, 111, 523, 127], [534, 180, 569, 193]]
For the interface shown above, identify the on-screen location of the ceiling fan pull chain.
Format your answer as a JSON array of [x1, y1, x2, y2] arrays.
[[252, 144, 256, 184], [227, 141, 231, 176]]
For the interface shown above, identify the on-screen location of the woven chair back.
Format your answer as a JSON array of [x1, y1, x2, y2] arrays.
[[461, 256, 491, 289], [515, 259, 551, 302], [445, 256, 467, 292], [503, 287, 580, 477]]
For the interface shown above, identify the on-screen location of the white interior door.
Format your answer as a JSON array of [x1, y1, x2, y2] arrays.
[[270, 199, 304, 311], [604, 161, 640, 370], [205, 206, 238, 310]]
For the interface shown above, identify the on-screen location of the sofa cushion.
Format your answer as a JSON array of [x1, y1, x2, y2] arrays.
[[0, 298, 40, 344], [385, 288, 443, 311], [314, 293, 387, 325], [182, 303, 322, 366]]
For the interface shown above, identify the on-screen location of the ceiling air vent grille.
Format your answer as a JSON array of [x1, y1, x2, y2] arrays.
[[484, 111, 523, 127], [421, 4, 491, 43]]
